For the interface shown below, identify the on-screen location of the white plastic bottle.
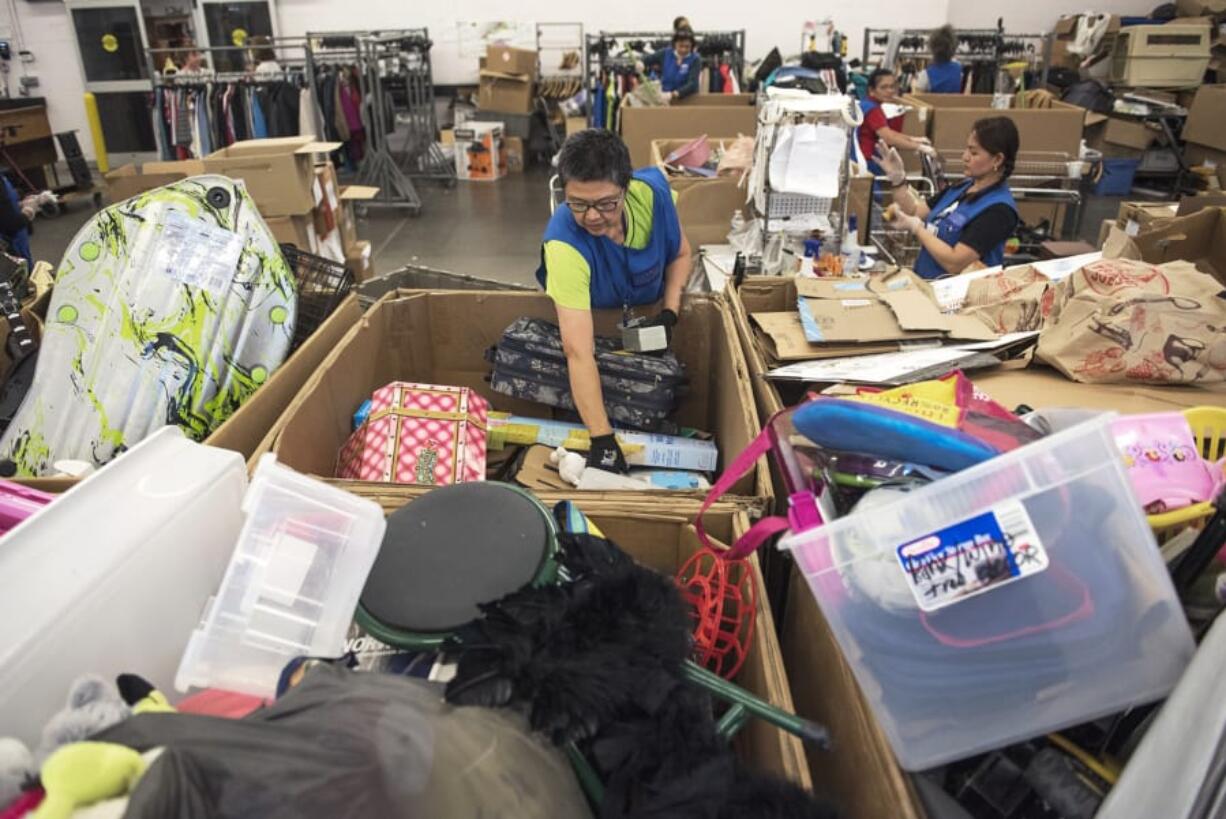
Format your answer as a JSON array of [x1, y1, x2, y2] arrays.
[[841, 215, 862, 276]]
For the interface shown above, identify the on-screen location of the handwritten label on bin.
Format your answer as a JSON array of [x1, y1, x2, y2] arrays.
[[896, 500, 1048, 612]]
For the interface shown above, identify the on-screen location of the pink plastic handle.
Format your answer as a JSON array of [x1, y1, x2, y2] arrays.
[[696, 426, 787, 559]]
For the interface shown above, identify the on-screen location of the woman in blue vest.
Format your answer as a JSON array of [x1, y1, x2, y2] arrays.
[[537, 129, 691, 474], [0, 177, 33, 266], [879, 116, 1020, 279], [855, 69, 935, 177], [642, 29, 700, 102], [913, 25, 963, 94]]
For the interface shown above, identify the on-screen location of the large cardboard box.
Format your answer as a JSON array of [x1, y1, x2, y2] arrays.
[[337, 185, 379, 251], [650, 136, 746, 192], [1178, 0, 1226, 15], [895, 96, 935, 173], [1052, 15, 1122, 68], [620, 95, 757, 167], [104, 160, 206, 202], [1108, 206, 1226, 283], [676, 178, 746, 249], [345, 239, 375, 283], [478, 71, 534, 115], [1182, 85, 1226, 154], [486, 44, 538, 78], [264, 214, 319, 254], [972, 364, 1226, 413], [591, 509, 811, 789], [504, 135, 525, 173], [267, 290, 769, 508], [1085, 114, 1159, 157], [782, 569, 927, 819], [203, 137, 341, 217], [909, 93, 1086, 158]]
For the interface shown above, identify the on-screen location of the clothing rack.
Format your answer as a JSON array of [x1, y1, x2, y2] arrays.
[[583, 29, 746, 125], [306, 30, 454, 213], [535, 23, 585, 156], [861, 23, 1049, 93], [747, 96, 859, 275], [146, 40, 312, 161]]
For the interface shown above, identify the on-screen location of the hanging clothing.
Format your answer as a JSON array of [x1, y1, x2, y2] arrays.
[[915, 179, 1019, 279], [333, 78, 351, 142], [196, 95, 212, 157], [339, 79, 363, 134], [0, 176, 32, 265], [251, 91, 269, 139], [536, 168, 682, 310], [300, 87, 317, 137]]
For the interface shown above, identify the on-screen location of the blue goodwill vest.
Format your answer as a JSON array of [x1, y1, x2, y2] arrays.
[[925, 60, 963, 93], [536, 168, 682, 309], [855, 98, 887, 176], [2, 178, 30, 265], [660, 48, 699, 92], [914, 179, 1018, 280]]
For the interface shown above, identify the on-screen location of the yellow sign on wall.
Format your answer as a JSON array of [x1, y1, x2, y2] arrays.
[[101, 33, 119, 53], [231, 28, 248, 47]]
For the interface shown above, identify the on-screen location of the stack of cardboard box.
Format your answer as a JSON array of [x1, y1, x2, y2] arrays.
[[188, 136, 379, 280], [1181, 85, 1226, 191], [453, 121, 509, 181], [478, 45, 537, 115]]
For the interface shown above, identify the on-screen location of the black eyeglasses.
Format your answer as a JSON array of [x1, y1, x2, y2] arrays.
[[565, 195, 624, 215]]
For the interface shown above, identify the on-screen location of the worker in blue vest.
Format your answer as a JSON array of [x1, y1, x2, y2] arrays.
[[879, 116, 1020, 279], [642, 29, 701, 102], [913, 25, 964, 94], [0, 177, 33, 266], [855, 69, 935, 177], [537, 129, 691, 473]]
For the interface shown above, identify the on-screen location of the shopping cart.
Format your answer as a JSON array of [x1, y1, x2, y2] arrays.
[[279, 245, 356, 352]]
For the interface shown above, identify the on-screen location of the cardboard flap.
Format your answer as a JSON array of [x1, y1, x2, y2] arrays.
[[340, 185, 381, 201], [296, 141, 344, 155], [479, 69, 533, 83], [144, 159, 206, 175], [1084, 112, 1109, 127]]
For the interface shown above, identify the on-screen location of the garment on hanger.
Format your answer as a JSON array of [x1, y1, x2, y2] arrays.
[[300, 87, 317, 137], [333, 78, 351, 142]]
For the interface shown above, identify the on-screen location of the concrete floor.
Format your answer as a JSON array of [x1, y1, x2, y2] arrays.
[[28, 167, 1133, 283]]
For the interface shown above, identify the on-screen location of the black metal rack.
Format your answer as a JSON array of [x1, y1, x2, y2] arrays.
[[305, 29, 454, 214], [583, 29, 747, 125], [861, 22, 1050, 93]]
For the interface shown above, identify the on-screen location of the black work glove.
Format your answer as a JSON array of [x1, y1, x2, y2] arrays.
[[587, 434, 629, 474], [642, 308, 678, 346]]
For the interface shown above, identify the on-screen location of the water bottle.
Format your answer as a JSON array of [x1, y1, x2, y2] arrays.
[[841, 215, 862, 276]]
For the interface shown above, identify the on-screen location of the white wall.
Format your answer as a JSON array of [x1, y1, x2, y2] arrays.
[[944, 0, 1152, 34]]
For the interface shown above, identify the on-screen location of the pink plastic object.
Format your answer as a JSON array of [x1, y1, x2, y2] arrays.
[[665, 134, 711, 168], [0, 479, 55, 535], [1112, 412, 1224, 514]]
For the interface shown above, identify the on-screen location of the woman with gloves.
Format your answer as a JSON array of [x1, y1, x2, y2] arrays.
[[857, 69, 936, 176], [879, 116, 1020, 279]]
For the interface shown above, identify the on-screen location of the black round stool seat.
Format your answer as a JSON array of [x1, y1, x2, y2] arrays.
[[360, 482, 554, 634]]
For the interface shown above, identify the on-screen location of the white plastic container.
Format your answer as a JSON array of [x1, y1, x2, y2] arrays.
[[176, 454, 386, 699], [0, 428, 248, 747], [780, 415, 1195, 770]]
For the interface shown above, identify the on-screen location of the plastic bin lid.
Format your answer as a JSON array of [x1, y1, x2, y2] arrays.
[[360, 482, 553, 633]]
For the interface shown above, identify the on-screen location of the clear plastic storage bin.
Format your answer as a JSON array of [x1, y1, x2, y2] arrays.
[[780, 414, 1195, 770], [176, 454, 387, 698]]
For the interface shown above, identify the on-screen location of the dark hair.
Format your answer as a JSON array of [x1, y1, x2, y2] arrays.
[[672, 28, 695, 47], [558, 130, 633, 189], [930, 25, 957, 64], [972, 116, 1020, 178], [250, 35, 277, 64], [673, 16, 691, 31], [868, 68, 895, 91]]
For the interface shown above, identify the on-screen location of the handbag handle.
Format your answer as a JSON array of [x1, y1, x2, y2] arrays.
[[695, 425, 824, 561]]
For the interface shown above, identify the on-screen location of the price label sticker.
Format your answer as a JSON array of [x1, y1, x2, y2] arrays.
[[896, 500, 1048, 612]]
